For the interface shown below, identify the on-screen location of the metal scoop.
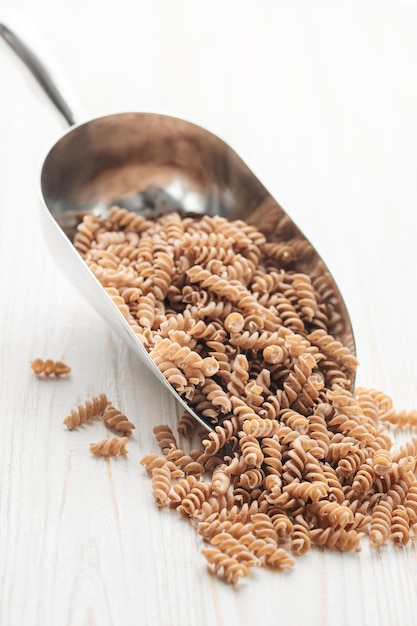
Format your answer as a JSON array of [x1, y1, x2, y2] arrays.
[[0, 19, 355, 431]]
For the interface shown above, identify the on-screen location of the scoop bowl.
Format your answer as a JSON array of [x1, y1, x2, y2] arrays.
[[1, 18, 355, 431]]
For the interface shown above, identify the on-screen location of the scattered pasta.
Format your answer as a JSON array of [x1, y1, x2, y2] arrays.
[[72, 207, 417, 586], [31, 358, 71, 377]]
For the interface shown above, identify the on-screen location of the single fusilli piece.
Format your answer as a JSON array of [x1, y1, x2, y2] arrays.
[[390, 505, 411, 545], [369, 499, 393, 547], [239, 533, 295, 570], [381, 410, 417, 428], [90, 437, 129, 457], [64, 393, 108, 430], [177, 411, 197, 439], [153, 424, 178, 454], [31, 358, 71, 377], [176, 482, 213, 518], [151, 464, 176, 507], [102, 404, 136, 436], [201, 547, 250, 585]]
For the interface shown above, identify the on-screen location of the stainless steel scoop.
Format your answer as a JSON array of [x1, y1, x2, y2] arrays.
[[0, 19, 355, 431]]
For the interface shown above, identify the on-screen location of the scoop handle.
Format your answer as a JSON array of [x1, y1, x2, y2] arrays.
[[0, 12, 86, 126]]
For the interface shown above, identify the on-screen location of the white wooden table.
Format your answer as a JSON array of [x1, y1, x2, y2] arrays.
[[1, 2, 417, 625]]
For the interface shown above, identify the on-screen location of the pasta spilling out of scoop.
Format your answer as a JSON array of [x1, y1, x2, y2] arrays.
[[74, 207, 417, 585]]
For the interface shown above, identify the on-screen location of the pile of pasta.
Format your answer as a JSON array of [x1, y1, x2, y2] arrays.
[[74, 206, 417, 585]]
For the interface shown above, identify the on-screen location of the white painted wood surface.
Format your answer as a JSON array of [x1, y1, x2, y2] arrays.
[[1, 2, 417, 624]]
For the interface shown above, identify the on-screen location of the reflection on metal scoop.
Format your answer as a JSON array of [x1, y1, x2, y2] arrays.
[[0, 19, 355, 431]]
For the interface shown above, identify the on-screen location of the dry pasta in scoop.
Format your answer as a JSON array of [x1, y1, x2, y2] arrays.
[[74, 207, 417, 585]]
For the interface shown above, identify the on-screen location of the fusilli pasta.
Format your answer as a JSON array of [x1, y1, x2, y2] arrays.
[[90, 437, 129, 457], [102, 404, 136, 436], [64, 393, 108, 430], [31, 358, 71, 377], [73, 207, 417, 586]]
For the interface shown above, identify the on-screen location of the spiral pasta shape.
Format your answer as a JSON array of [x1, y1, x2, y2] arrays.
[[290, 516, 311, 555], [90, 437, 129, 457], [108, 205, 150, 233], [74, 207, 417, 586], [165, 448, 205, 475], [309, 527, 362, 552], [201, 548, 249, 585], [210, 532, 260, 567], [239, 534, 295, 570], [242, 418, 280, 438], [31, 358, 71, 377], [404, 481, 417, 522], [153, 424, 178, 454], [373, 449, 392, 475], [211, 464, 232, 495], [177, 482, 212, 517], [390, 505, 410, 545], [64, 393, 108, 430], [202, 420, 239, 456], [167, 475, 198, 507], [151, 464, 176, 508], [382, 410, 417, 428], [369, 499, 393, 547], [73, 214, 104, 256], [102, 404, 136, 436], [238, 433, 264, 467], [177, 411, 197, 439]]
